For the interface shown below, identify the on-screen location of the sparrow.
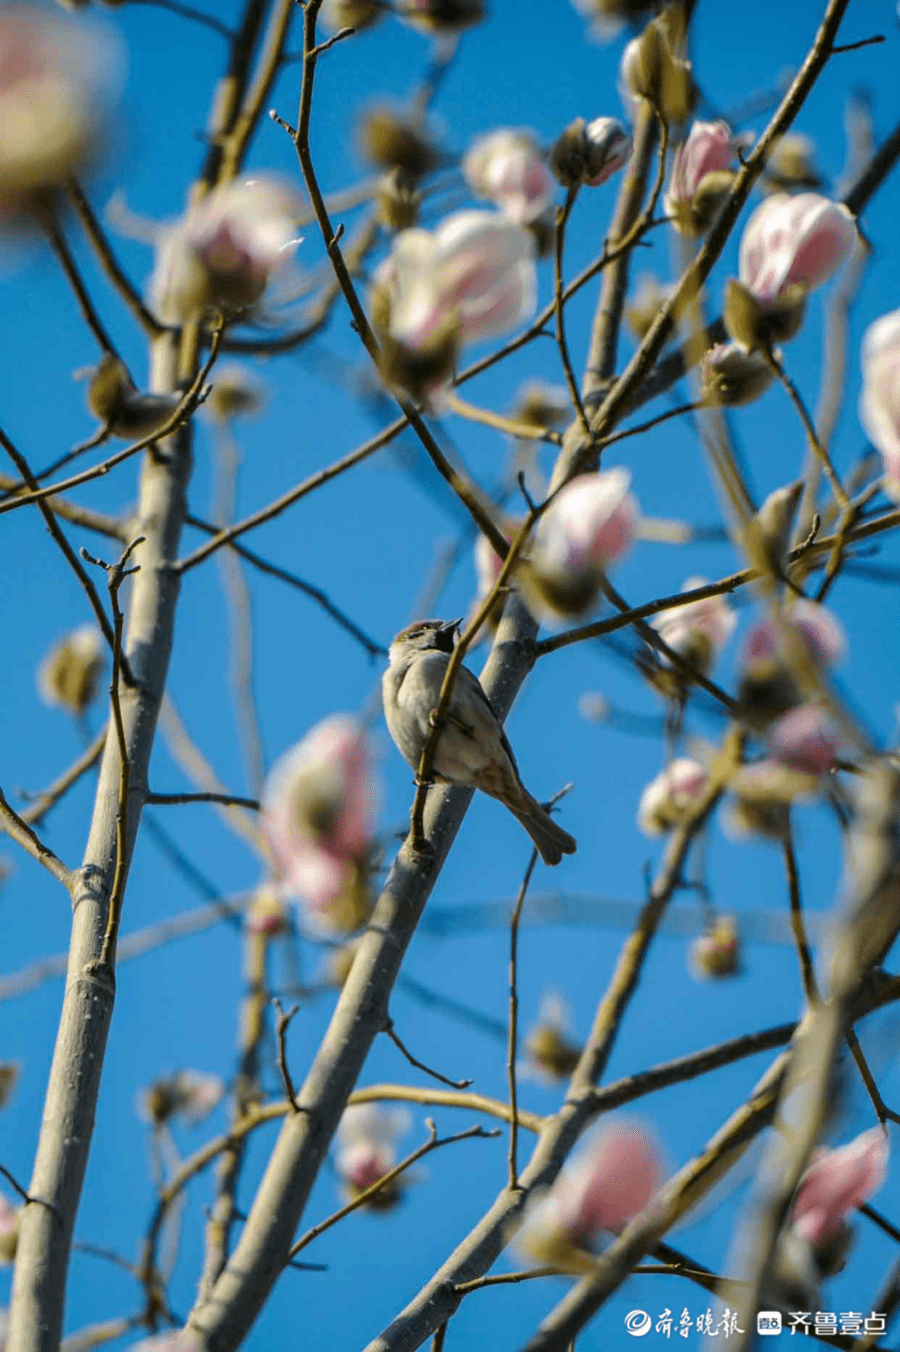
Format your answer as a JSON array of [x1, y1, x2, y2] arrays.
[[382, 618, 576, 865]]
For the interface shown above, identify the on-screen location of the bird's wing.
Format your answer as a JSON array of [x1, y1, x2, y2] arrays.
[[453, 663, 521, 776]]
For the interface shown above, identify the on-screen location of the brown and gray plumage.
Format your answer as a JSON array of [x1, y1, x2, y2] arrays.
[[382, 618, 576, 866]]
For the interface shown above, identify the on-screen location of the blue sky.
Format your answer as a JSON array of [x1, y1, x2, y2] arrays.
[[1, 0, 900, 1348]]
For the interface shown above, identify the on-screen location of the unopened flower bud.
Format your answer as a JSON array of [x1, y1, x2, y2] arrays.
[[550, 117, 632, 189], [206, 363, 265, 421], [514, 1120, 664, 1270], [246, 887, 289, 937], [395, 0, 484, 35], [747, 479, 803, 573], [524, 993, 582, 1081], [512, 380, 570, 432], [620, 11, 694, 124], [724, 277, 806, 350], [768, 703, 840, 775], [665, 121, 734, 235], [335, 1104, 412, 1208], [360, 107, 439, 178], [860, 308, 900, 502], [625, 272, 673, 340], [638, 757, 708, 836], [38, 624, 105, 716], [689, 914, 741, 980], [726, 759, 820, 840], [321, 0, 384, 32], [763, 132, 821, 194], [522, 468, 638, 622], [738, 599, 845, 729], [700, 341, 775, 406], [82, 355, 182, 439], [376, 168, 420, 232], [0, 1063, 20, 1110], [570, 0, 658, 44], [463, 129, 554, 225], [739, 193, 856, 305], [653, 577, 736, 677], [139, 1069, 224, 1127]]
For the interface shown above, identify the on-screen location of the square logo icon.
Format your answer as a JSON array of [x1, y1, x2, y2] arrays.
[[757, 1312, 783, 1336]]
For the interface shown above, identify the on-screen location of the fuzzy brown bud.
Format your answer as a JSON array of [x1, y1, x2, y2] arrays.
[[376, 168, 421, 231], [723, 277, 806, 350], [396, 0, 484, 35], [360, 108, 439, 178], [700, 341, 775, 407]]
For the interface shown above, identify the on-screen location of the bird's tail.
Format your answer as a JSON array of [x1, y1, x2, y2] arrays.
[[508, 792, 577, 867]]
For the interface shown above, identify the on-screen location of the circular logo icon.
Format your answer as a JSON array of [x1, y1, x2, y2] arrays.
[[625, 1310, 652, 1337]]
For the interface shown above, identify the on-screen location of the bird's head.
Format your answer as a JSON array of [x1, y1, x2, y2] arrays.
[[388, 618, 461, 662]]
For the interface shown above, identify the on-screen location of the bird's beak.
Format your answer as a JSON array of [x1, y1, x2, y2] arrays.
[[435, 618, 462, 653]]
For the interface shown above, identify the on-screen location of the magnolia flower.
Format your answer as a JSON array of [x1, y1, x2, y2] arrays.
[[792, 1129, 888, 1247], [523, 992, 582, 1082], [665, 120, 734, 234], [739, 193, 856, 305], [38, 624, 105, 716], [463, 130, 554, 225], [700, 342, 775, 407], [0, 1195, 19, 1266], [335, 1103, 412, 1208], [468, 517, 520, 644], [139, 1069, 224, 1128], [550, 117, 632, 189], [638, 758, 708, 837], [689, 915, 741, 980], [768, 704, 840, 775], [262, 716, 377, 932], [653, 577, 736, 675], [859, 308, 900, 501], [0, 9, 115, 218], [378, 211, 536, 352], [150, 176, 303, 324], [522, 468, 638, 622], [619, 14, 692, 124], [515, 1120, 664, 1269]]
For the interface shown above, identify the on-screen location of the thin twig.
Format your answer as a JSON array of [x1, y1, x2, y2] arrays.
[[508, 846, 540, 1189], [384, 1019, 472, 1090], [288, 1121, 497, 1261], [146, 791, 259, 809], [66, 179, 166, 336], [554, 189, 591, 439], [0, 787, 73, 890], [782, 825, 818, 1004], [39, 208, 117, 355], [273, 999, 302, 1113]]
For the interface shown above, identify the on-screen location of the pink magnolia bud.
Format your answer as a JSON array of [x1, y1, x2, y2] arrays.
[[654, 577, 736, 675], [335, 1104, 412, 1206], [139, 1069, 224, 1128], [262, 716, 377, 929], [379, 210, 537, 352], [246, 887, 289, 937], [463, 130, 555, 225], [516, 1119, 664, 1268], [665, 120, 734, 233], [859, 308, 900, 501], [523, 469, 638, 621], [700, 341, 775, 406], [768, 704, 840, 775], [150, 176, 302, 323], [792, 1129, 888, 1247], [582, 117, 633, 187], [637, 758, 708, 836], [0, 9, 117, 220], [741, 599, 845, 671], [739, 193, 856, 305]]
